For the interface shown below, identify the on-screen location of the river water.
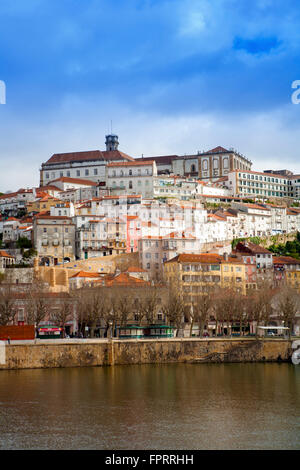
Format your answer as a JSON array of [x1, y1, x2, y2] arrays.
[[0, 363, 299, 450]]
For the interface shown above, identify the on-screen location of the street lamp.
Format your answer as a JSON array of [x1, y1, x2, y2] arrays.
[[109, 320, 113, 339]]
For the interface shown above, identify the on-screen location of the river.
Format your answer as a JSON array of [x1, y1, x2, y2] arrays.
[[0, 363, 299, 450]]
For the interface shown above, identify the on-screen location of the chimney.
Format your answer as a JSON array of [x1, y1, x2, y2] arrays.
[[223, 252, 229, 261]]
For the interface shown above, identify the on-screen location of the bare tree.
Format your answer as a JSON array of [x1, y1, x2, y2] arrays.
[[138, 286, 161, 326], [0, 284, 17, 326], [50, 296, 73, 338], [276, 287, 299, 339], [25, 280, 49, 327], [162, 282, 185, 337], [212, 287, 234, 337], [74, 286, 110, 337], [189, 284, 214, 337]]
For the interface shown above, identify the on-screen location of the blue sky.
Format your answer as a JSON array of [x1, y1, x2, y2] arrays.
[[0, 0, 300, 191]]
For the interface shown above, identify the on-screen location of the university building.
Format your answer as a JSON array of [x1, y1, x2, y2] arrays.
[[40, 134, 134, 187]]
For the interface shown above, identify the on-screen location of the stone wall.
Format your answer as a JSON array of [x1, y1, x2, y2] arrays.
[[0, 338, 293, 370]]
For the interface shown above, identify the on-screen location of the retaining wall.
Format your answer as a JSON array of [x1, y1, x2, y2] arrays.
[[0, 338, 293, 370]]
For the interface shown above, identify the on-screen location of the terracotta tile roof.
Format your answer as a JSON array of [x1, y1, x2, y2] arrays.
[[207, 214, 226, 221], [44, 150, 134, 165], [71, 271, 101, 279], [107, 273, 149, 286], [107, 160, 155, 167], [35, 214, 72, 221], [0, 250, 14, 258], [38, 185, 61, 192], [51, 177, 98, 186], [243, 203, 270, 211], [205, 146, 229, 154], [235, 241, 272, 255], [273, 256, 300, 265], [165, 253, 243, 264]]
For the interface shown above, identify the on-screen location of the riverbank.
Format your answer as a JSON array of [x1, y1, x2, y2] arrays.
[[0, 337, 293, 370]]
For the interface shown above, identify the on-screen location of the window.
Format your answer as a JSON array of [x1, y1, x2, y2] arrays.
[[76, 170, 81, 177], [129, 181, 133, 189], [94, 168, 98, 175], [67, 171, 70, 177], [85, 169, 89, 176], [46, 173, 49, 179]]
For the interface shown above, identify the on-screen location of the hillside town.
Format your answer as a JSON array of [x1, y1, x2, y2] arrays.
[[1, 134, 300, 339]]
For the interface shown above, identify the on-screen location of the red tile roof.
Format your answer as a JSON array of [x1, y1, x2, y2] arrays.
[[44, 150, 134, 165], [0, 250, 14, 258], [51, 177, 98, 186], [165, 253, 243, 264], [107, 160, 155, 167], [273, 256, 300, 265], [205, 146, 229, 153], [71, 271, 101, 279]]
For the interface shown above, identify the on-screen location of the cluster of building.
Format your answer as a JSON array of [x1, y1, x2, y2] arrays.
[[0, 133, 300, 336]]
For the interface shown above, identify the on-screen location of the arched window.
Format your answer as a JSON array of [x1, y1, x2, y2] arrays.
[[223, 158, 228, 169], [191, 164, 196, 173], [202, 160, 208, 170], [213, 159, 219, 169], [129, 181, 133, 189]]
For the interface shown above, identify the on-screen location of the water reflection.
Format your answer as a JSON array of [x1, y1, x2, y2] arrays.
[[0, 364, 299, 449]]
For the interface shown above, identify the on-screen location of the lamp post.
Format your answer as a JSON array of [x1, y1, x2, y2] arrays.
[[108, 320, 114, 366]]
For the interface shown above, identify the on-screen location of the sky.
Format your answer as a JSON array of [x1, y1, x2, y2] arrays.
[[0, 0, 300, 191]]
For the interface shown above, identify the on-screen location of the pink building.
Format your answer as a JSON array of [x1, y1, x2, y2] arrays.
[[122, 215, 141, 253]]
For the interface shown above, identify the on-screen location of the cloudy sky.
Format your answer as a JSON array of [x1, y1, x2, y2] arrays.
[[0, 0, 300, 191]]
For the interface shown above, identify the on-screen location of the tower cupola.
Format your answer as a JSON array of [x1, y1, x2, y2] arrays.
[[105, 134, 119, 151]]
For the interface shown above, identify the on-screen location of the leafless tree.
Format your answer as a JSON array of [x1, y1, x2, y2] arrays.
[[74, 287, 110, 337], [162, 282, 185, 337], [50, 296, 73, 338], [188, 284, 214, 337], [137, 286, 161, 326], [212, 287, 234, 337], [25, 279, 49, 327], [276, 287, 299, 339], [0, 284, 17, 326]]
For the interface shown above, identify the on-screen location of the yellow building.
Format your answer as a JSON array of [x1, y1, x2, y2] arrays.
[[273, 256, 300, 292], [27, 194, 61, 215], [163, 253, 247, 304]]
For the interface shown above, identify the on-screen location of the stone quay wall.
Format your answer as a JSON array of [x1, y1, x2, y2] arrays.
[[0, 338, 293, 371]]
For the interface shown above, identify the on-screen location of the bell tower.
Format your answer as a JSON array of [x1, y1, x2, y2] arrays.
[[105, 134, 119, 151]]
